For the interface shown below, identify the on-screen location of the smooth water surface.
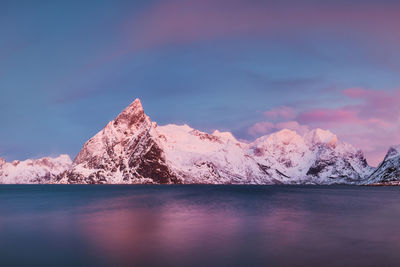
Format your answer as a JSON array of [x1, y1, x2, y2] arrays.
[[0, 185, 400, 266]]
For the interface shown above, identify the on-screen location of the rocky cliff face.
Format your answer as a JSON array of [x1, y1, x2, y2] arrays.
[[0, 155, 72, 184], [56, 98, 375, 185], [58, 99, 179, 184], [366, 146, 400, 185]]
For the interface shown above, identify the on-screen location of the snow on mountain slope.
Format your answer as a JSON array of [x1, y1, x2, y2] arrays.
[[58, 99, 270, 184], [57, 98, 375, 185], [157, 124, 267, 184], [1, 97, 391, 184], [251, 129, 313, 181], [0, 155, 72, 184], [366, 145, 400, 185], [251, 129, 373, 184], [304, 129, 373, 183], [212, 130, 239, 143]]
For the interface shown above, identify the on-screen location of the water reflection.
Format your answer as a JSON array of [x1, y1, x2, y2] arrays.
[[1, 185, 400, 266]]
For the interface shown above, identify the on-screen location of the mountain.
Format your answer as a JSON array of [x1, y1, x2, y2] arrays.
[[56, 98, 374, 185], [250, 129, 373, 184], [57, 99, 269, 184], [366, 146, 400, 185], [0, 155, 72, 184]]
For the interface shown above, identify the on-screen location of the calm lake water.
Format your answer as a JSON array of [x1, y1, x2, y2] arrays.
[[0, 185, 400, 267]]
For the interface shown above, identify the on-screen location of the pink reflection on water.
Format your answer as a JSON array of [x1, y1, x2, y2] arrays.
[[64, 189, 400, 266], [76, 195, 242, 265]]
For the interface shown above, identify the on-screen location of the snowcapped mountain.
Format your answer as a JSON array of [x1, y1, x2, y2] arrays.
[[250, 128, 373, 184], [366, 145, 400, 185], [57, 99, 269, 184], [0, 155, 72, 184], [56, 98, 375, 185]]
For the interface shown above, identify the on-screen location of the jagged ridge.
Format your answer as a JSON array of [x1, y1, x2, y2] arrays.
[[55, 98, 376, 185], [366, 146, 400, 185], [4, 98, 397, 185], [0, 155, 72, 184]]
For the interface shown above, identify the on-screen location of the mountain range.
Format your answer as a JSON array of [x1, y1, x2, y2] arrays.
[[1, 98, 399, 185]]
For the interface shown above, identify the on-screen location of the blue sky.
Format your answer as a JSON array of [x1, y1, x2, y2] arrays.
[[1, 0, 400, 165]]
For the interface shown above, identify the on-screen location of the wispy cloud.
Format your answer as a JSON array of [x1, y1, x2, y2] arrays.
[[52, 0, 400, 103], [81, 0, 400, 72], [123, 0, 400, 50]]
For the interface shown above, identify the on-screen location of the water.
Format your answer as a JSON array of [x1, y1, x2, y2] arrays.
[[0, 185, 399, 266]]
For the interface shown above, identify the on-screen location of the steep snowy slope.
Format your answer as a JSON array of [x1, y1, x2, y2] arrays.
[[57, 99, 270, 184], [366, 145, 400, 185], [156, 124, 268, 184], [0, 155, 72, 184]]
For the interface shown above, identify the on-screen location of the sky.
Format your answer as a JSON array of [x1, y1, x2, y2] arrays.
[[1, 0, 400, 166]]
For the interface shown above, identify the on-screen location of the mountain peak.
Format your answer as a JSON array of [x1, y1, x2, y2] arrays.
[[385, 145, 400, 161], [274, 129, 298, 137], [212, 130, 238, 142], [114, 98, 148, 128], [125, 98, 144, 113], [131, 98, 143, 108], [305, 128, 338, 148], [367, 145, 400, 184], [267, 129, 303, 145]]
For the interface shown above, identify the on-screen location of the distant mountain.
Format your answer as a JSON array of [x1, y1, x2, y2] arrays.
[[55, 98, 375, 185], [251, 128, 373, 184], [0, 155, 72, 184], [366, 146, 400, 185]]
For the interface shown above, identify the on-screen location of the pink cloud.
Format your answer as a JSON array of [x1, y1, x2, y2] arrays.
[[343, 87, 368, 98], [275, 121, 309, 135], [248, 122, 275, 136], [123, 0, 400, 50], [296, 88, 400, 165], [68, 0, 400, 84], [298, 108, 360, 124], [343, 88, 400, 121], [248, 120, 308, 136], [94, 0, 400, 63], [298, 88, 400, 128]]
